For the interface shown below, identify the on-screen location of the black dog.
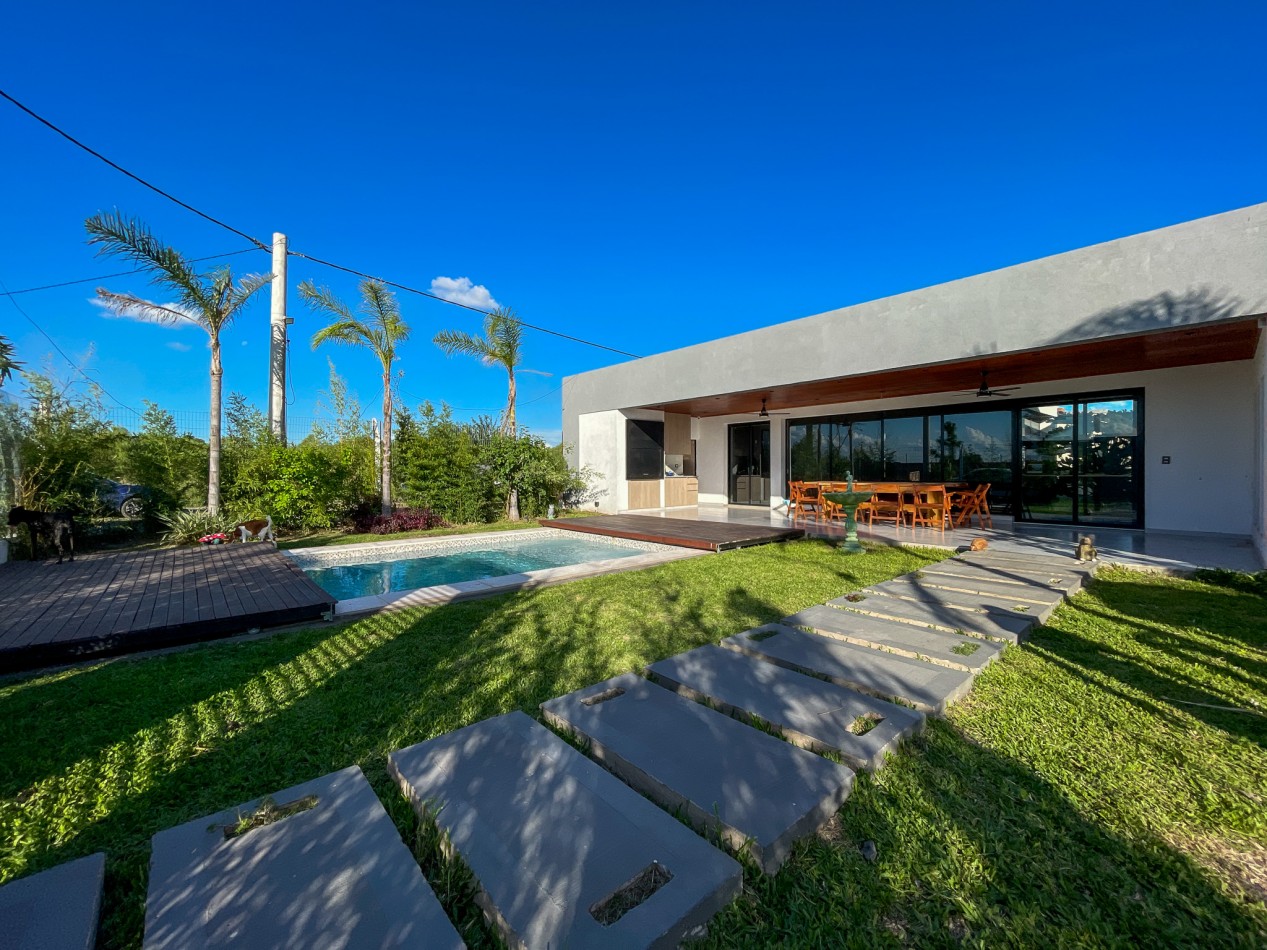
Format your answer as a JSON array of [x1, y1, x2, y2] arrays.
[[7, 506, 76, 563]]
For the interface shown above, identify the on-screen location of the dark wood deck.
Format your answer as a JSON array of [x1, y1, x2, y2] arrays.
[[539, 514, 804, 552], [0, 545, 335, 674]]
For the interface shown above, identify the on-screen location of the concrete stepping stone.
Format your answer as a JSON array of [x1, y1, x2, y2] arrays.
[[958, 550, 1097, 578], [894, 572, 1067, 606], [827, 589, 1035, 643], [856, 583, 1059, 625], [917, 561, 1086, 595], [646, 644, 923, 771], [389, 711, 740, 949], [784, 604, 1004, 673], [542, 673, 854, 874], [720, 624, 975, 714], [0, 852, 104, 950], [145, 766, 463, 950]]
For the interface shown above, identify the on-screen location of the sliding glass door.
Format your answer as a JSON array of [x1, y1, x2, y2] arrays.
[[1019, 397, 1140, 526], [729, 422, 771, 506]]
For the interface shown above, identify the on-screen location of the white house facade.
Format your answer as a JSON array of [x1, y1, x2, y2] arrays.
[[562, 203, 1267, 563]]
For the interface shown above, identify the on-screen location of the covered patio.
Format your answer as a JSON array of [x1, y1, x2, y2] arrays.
[[619, 504, 1262, 573]]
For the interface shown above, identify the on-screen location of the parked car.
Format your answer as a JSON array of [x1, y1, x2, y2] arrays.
[[98, 478, 150, 518]]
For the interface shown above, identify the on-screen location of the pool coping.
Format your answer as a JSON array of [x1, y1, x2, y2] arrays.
[[283, 528, 709, 617]]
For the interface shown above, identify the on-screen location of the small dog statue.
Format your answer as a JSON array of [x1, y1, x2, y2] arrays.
[[969, 538, 989, 552], [1076, 535, 1098, 562], [232, 516, 275, 545]]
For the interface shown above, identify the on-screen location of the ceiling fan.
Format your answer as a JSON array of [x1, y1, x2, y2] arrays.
[[961, 370, 1020, 398], [753, 398, 791, 418]]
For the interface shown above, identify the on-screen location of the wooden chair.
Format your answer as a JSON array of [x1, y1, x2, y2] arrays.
[[906, 486, 950, 534], [864, 484, 905, 526], [951, 483, 993, 529], [790, 482, 822, 521]]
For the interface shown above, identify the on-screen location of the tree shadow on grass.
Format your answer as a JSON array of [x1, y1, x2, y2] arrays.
[[1028, 577, 1267, 748], [694, 715, 1267, 947]]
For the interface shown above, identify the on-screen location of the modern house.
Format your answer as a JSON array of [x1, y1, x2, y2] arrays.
[[562, 202, 1267, 563]]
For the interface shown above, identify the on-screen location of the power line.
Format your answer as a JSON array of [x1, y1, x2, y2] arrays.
[[287, 248, 641, 358], [0, 275, 138, 413], [2, 88, 641, 360], [0, 248, 262, 297], [0, 89, 270, 250]]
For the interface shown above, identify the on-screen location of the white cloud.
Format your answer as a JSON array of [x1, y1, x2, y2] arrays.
[[166, 341, 192, 352], [90, 296, 200, 328], [241, 340, 249, 346], [430, 276, 500, 311]]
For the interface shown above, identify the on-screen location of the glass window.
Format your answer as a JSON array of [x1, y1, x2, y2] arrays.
[[1077, 399, 1138, 524], [851, 420, 884, 480], [883, 416, 925, 480], [1020, 404, 1074, 521]]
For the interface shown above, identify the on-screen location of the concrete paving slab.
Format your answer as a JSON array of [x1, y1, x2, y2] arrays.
[[388, 711, 741, 950], [541, 674, 854, 874], [895, 572, 1067, 605], [145, 765, 462, 950], [856, 584, 1059, 625], [917, 561, 1085, 594], [720, 624, 975, 714], [784, 604, 1004, 673], [957, 551, 1097, 578], [645, 645, 924, 771], [0, 852, 104, 950], [827, 589, 1034, 643]]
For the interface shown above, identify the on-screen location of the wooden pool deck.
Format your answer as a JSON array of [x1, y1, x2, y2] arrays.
[[0, 545, 335, 674], [538, 514, 804, 552]]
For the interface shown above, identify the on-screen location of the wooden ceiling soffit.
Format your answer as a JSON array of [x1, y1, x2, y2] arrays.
[[645, 317, 1262, 417]]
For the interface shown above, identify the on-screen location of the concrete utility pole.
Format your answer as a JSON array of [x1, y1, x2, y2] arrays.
[[267, 232, 290, 441]]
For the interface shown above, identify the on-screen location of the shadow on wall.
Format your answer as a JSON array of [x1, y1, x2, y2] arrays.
[[1044, 287, 1249, 347]]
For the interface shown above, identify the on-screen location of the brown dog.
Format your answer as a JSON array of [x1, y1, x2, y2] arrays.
[[233, 516, 275, 544]]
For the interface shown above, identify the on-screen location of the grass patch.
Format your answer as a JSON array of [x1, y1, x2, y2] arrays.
[[222, 794, 318, 839], [950, 641, 981, 656], [1, 551, 1265, 946]]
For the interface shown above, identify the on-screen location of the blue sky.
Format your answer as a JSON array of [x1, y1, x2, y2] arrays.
[[2, 1, 1264, 444]]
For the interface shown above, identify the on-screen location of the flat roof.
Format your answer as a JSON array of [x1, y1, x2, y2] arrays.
[[565, 202, 1267, 417]]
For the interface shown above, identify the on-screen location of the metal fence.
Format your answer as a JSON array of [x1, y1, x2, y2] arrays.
[[101, 409, 329, 443]]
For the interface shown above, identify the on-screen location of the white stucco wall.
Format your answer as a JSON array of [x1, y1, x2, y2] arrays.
[[1255, 332, 1267, 563], [685, 361, 1255, 535]]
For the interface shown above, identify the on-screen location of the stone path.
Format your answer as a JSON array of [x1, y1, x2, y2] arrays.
[[1, 547, 1092, 949], [541, 673, 855, 874]]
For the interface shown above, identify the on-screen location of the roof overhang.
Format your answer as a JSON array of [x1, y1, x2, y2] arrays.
[[644, 316, 1262, 417]]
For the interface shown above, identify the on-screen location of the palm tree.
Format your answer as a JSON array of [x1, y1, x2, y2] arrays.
[[299, 279, 410, 516], [85, 212, 272, 514], [0, 335, 20, 387], [434, 307, 545, 520]]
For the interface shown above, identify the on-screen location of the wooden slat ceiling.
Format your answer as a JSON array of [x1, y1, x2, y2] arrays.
[[646, 317, 1263, 417]]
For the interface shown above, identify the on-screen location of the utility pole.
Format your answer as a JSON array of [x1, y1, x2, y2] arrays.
[[267, 232, 290, 441]]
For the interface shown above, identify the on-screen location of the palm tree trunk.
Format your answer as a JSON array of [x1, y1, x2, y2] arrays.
[[505, 367, 519, 520], [381, 367, 392, 516], [208, 337, 222, 515]]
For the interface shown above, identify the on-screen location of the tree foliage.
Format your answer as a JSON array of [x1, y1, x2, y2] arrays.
[[85, 211, 273, 513]]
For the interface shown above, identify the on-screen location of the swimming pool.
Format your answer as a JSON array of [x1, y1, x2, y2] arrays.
[[287, 528, 684, 608]]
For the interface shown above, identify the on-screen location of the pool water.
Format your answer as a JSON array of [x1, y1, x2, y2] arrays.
[[304, 535, 646, 600]]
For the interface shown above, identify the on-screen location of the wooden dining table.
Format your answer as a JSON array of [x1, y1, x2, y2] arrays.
[[804, 481, 971, 527]]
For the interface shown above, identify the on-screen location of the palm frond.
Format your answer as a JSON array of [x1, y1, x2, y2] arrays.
[[297, 281, 356, 323], [94, 289, 204, 329], [433, 329, 493, 361], [312, 319, 374, 349], [85, 212, 213, 312]]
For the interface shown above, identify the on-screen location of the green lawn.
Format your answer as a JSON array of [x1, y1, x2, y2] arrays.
[[1, 542, 1264, 948]]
